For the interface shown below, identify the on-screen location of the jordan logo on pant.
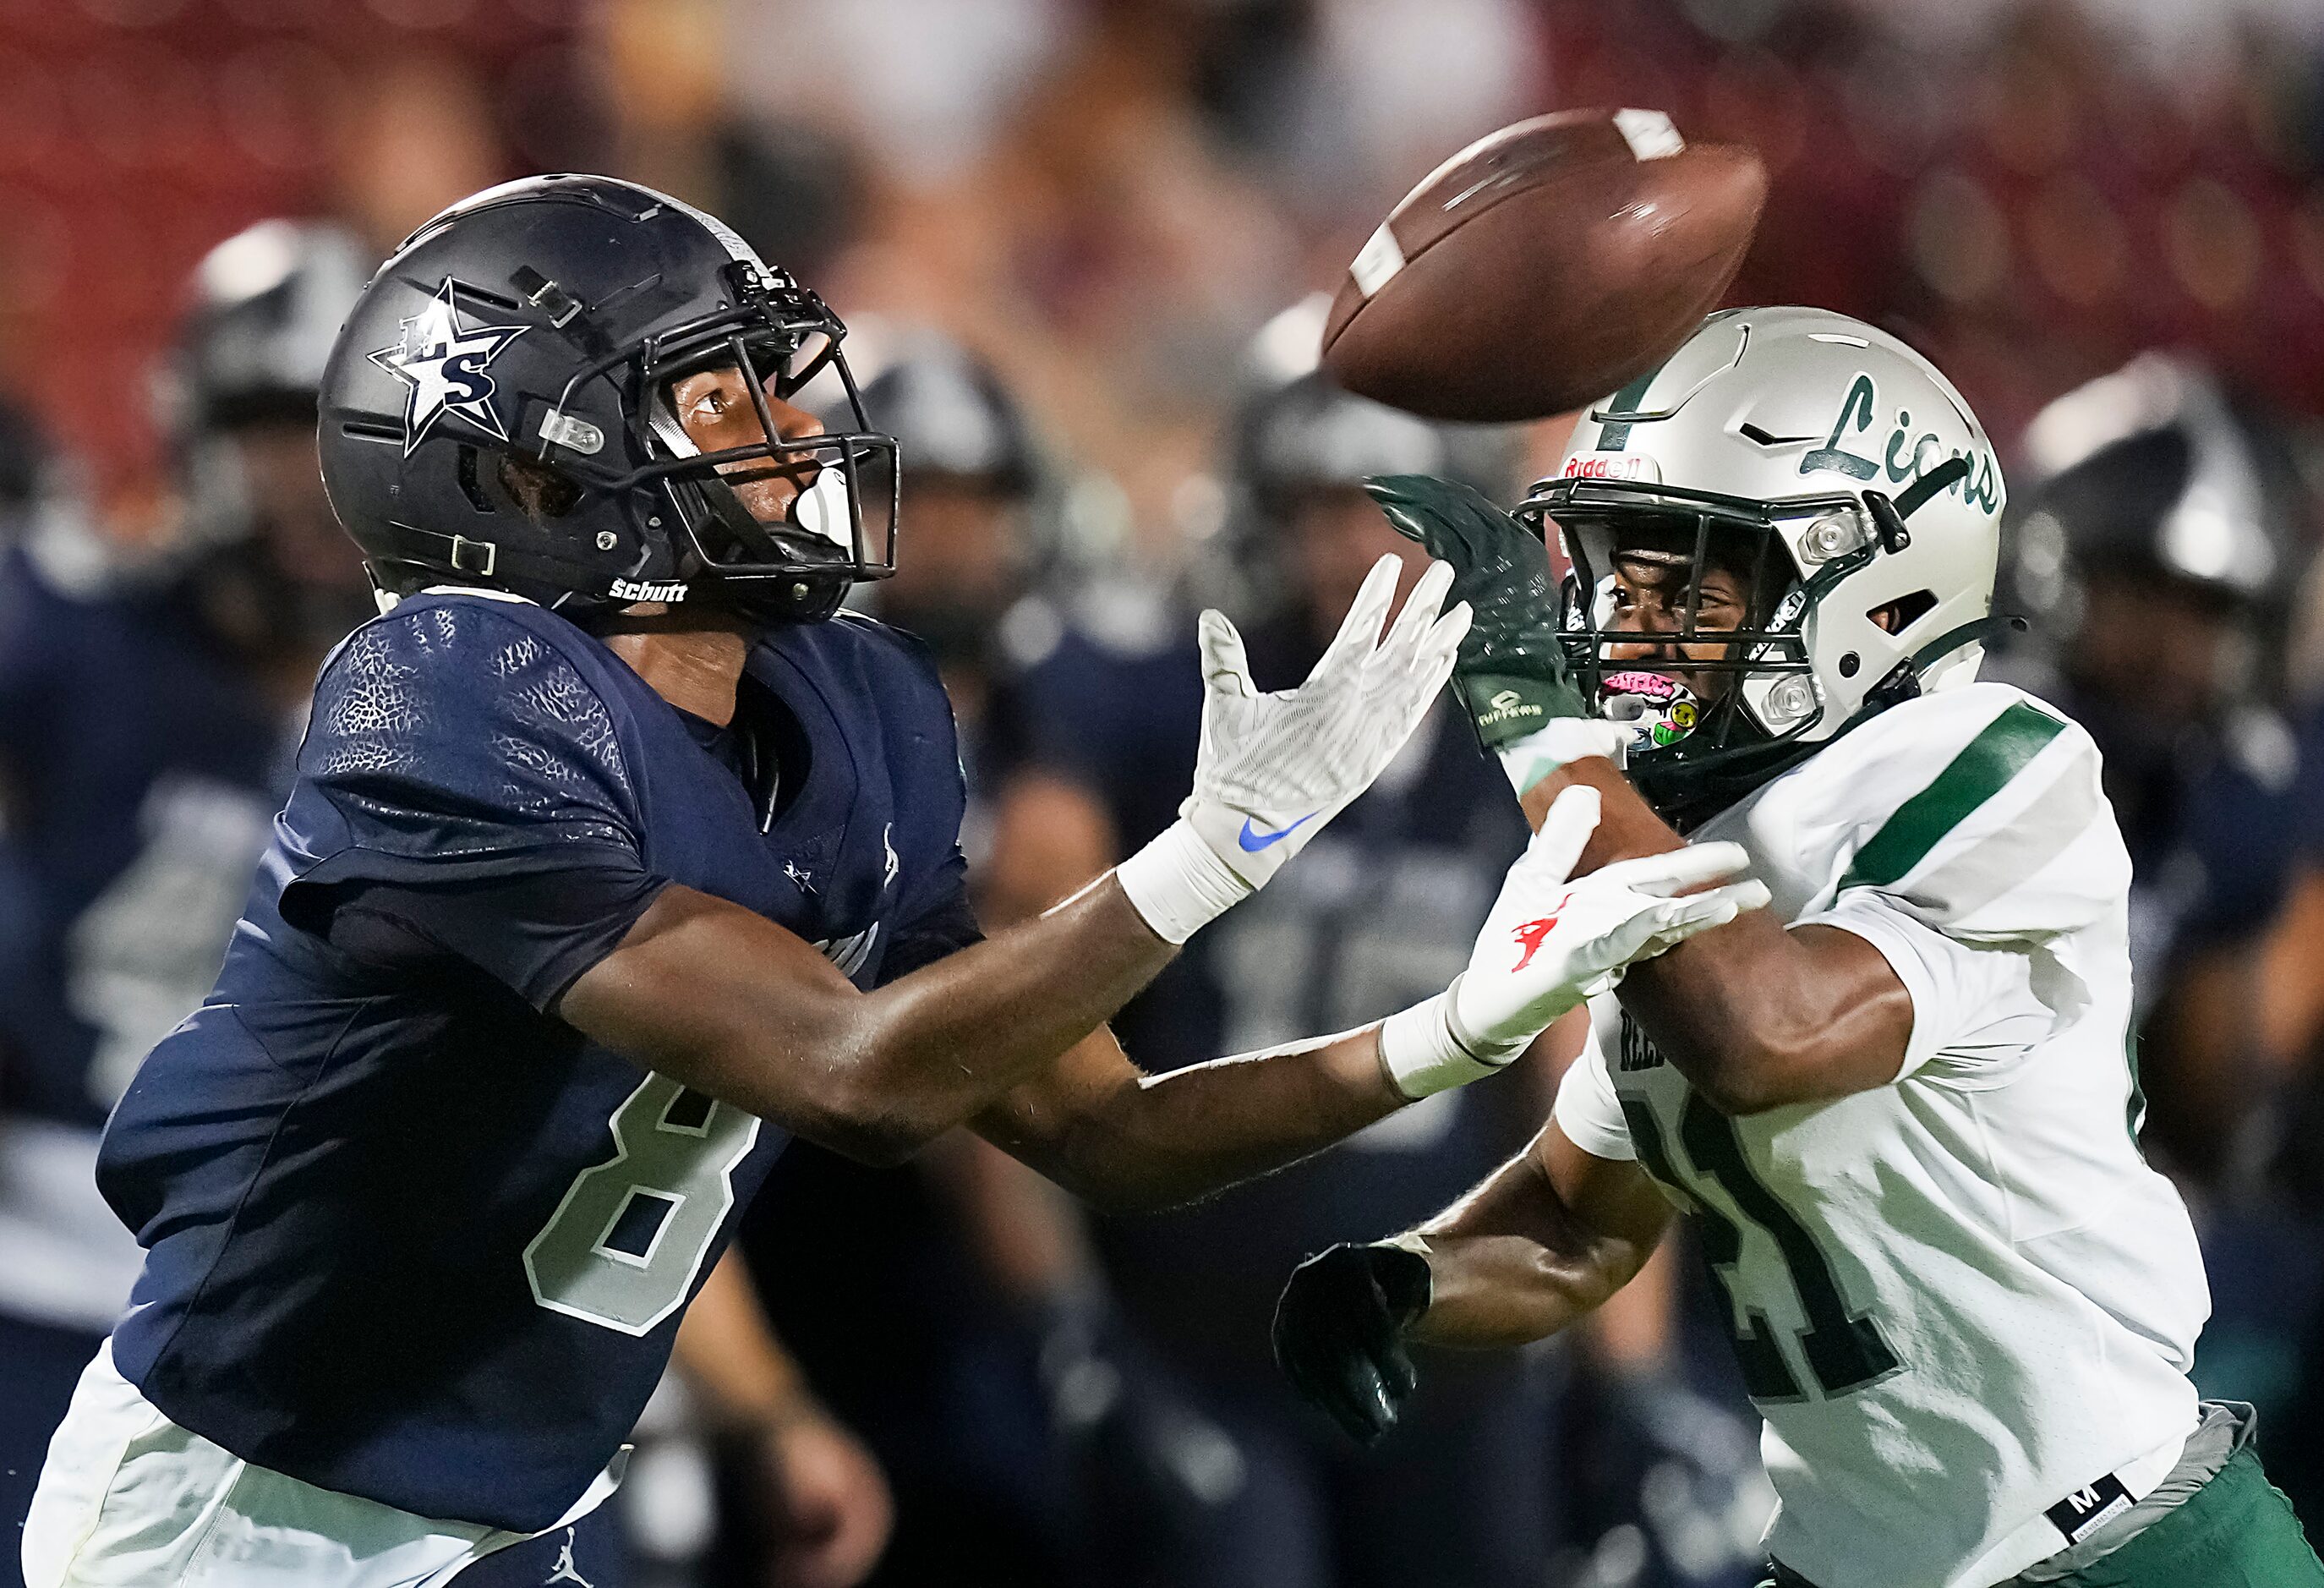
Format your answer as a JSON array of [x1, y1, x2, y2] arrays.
[[544, 1528, 593, 1587]]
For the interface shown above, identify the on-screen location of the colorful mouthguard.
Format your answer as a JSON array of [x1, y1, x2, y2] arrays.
[[1599, 671, 1702, 748]]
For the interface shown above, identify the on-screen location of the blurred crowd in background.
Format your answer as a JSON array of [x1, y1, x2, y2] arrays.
[[10, 1, 2324, 1586]]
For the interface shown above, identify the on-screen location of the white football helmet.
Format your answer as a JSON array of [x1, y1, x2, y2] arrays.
[[1523, 306, 2009, 825]]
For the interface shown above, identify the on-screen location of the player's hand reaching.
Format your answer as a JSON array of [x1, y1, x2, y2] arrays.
[[1186, 555, 1470, 887], [1458, 785, 1767, 1036], [1114, 554, 1469, 943], [1378, 784, 1768, 1098], [1367, 474, 1629, 796]]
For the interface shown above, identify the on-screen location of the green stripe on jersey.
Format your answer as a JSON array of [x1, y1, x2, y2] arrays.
[[1837, 701, 2067, 893]]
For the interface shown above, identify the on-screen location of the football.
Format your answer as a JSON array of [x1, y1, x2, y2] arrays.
[[1320, 108, 1767, 422]]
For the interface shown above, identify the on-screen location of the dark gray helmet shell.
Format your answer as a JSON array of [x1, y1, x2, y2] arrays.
[[319, 173, 898, 625]]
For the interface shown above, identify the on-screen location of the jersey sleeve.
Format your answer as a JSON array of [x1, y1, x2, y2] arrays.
[[880, 846, 983, 982], [291, 603, 646, 880], [1818, 692, 2129, 949], [1552, 1013, 1635, 1161], [301, 868, 667, 1010], [1794, 888, 2059, 1083], [276, 601, 663, 1007]]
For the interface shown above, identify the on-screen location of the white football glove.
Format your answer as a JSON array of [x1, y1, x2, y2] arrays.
[[1114, 555, 1471, 943], [1379, 785, 1771, 1098]]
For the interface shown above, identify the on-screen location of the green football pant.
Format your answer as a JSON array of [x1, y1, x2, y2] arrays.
[[1757, 1441, 2324, 1588], [2036, 1441, 2324, 1587]]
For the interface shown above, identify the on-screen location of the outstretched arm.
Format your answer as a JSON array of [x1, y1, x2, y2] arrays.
[[560, 557, 1466, 1166], [559, 873, 1173, 1167], [1525, 759, 1911, 1114], [969, 1014, 1583, 1215], [970, 786, 1759, 1210], [1407, 1115, 1671, 1347], [1273, 1114, 1669, 1441]]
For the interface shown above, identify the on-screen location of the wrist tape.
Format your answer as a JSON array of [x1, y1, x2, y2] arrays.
[[1377, 977, 1532, 1099], [1113, 816, 1254, 945]]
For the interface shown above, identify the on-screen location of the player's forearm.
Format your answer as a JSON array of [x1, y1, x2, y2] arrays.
[[566, 880, 1175, 1167], [1519, 756, 1684, 868], [983, 1026, 1406, 1213], [673, 1251, 823, 1432], [1405, 1146, 1657, 1349], [1523, 759, 1899, 1112], [1614, 923, 1909, 1111], [812, 877, 1178, 1160]]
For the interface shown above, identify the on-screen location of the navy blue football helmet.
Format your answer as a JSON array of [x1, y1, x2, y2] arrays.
[[319, 174, 899, 625]]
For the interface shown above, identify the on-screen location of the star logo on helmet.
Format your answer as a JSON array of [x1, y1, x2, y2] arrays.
[[366, 278, 528, 457]]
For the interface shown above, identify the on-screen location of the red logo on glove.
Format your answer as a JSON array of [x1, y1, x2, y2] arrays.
[[1511, 894, 1574, 971]]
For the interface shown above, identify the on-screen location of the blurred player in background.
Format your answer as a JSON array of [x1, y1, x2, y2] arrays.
[[1276, 309, 2324, 1588], [0, 404, 42, 538], [1999, 355, 2315, 1186], [944, 310, 1588, 1588], [846, 332, 1047, 733], [0, 221, 373, 1579], [158, 222, 387, 712]]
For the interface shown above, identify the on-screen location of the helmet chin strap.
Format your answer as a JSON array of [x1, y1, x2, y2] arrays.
[[645, 396, 697, 463]]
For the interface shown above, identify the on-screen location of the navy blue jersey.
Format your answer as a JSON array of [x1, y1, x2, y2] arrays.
[[96, 593, 979, 1532], [0, 542, 285, 1127]]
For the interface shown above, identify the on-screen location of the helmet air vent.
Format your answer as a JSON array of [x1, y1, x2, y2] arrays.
[[1867, 589, 1937, 634]]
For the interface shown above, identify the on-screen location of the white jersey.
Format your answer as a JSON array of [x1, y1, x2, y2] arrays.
[[1554, 682, 2209, 1588]]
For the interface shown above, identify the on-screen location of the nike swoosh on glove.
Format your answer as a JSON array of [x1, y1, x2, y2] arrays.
[[1379, 785, 1769, 1098], [1114, 555, 1470, 943]]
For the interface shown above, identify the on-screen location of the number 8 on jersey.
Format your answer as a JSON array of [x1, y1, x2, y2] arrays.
[[524, 1074, 762, 1336]]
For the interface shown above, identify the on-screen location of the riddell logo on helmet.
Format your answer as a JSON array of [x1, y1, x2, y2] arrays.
[[610, 578, 688, 603], [1562, 454, 1660, 482]]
